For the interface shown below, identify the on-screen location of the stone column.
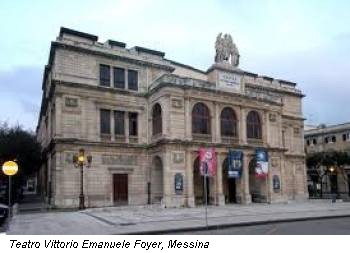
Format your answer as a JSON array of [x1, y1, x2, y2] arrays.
[[216, 153, 225, 206], [184, 98, 191, 140], [111, 110, 115, 141], [55, 96, 62, 137], [125, 112, 129, 143], [242, 151, 251, 204], [186, 151, 195, 207], [215, 103, 221, 143], [239, 107, 247, 145], [263, 110, 268, 145], [162, 152, 172, 207]]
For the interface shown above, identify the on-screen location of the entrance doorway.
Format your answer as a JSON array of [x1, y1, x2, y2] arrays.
[[150, 156, 163, 204], [330, 174, 338, 195], [113, 174, 128, 205], [222, 158, 237, 203], [248, 158, 266, 203], [348, 175, 350, 197], [193, 157, 210, 205]]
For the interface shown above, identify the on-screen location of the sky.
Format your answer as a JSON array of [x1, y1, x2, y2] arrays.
[[0, 0, 350, 131]]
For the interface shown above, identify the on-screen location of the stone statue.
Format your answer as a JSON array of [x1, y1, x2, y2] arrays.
[[215, 33, 240, 67]]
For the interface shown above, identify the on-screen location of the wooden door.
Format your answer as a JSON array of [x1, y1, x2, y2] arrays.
[[113, 174, 128, 205], [228, 178, 236, 203]]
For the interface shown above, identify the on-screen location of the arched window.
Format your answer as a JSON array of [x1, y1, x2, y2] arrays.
[[152, 103, 162, 136], [220, 107, 237, 137], [192, 103, 210, 134], [247, 111, 262, 139]]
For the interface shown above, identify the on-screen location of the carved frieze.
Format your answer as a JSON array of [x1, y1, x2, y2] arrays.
[[102, 154, 137, 166], [245, 85, 282, 104]]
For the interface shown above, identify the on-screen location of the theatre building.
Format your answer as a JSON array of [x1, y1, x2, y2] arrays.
[[36, 28, 308, 208]]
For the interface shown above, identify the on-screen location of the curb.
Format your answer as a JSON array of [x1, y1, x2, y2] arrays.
[[124, 214, 350, 235]]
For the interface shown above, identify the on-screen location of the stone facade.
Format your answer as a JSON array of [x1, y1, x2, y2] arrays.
[[37, 27, 308, 208], [305, 123, 350, 198]]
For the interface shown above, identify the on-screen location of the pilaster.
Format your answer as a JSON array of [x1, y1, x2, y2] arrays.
[[186, 151, 195, 207]]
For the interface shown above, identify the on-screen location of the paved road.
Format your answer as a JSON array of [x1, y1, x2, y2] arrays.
[[171, 217, 350, 235]]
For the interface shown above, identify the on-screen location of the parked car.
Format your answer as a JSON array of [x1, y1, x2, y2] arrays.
[[0, 203, 8, 224]]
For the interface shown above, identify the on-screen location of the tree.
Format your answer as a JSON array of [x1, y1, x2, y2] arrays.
[[0, 122, 42, 203], [306, 151, 350, 197]]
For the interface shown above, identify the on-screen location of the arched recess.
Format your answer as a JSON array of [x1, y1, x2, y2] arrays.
[[192, 102, 211, 135], [248, 158, 265, 203], [220, 107, 238, 137], [152, 103, 162, 136], [247, 111, 262, 139], [151, 156, 163, 204], [222, 158, 237, 203], [193, 156, 210, 205]]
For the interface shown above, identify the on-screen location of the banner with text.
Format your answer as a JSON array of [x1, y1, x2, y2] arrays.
[[199, 147, 217, 177], [228, 150, 243, 178], [255, 148, 269, 179]]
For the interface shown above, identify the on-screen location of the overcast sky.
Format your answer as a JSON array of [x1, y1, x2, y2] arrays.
[[0, 0, 349, 131]]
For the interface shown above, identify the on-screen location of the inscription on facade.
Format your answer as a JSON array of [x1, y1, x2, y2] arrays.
[[218, 72, 241, 92], [172, 152, 185, 164], [172, 98, 183, 108], [65, 97, 79, 107], [269, 113, 277, 122], [271, 158, 279, 167], [294, 127, 301, 137], [102, 155, 137, 166], [65, 153, 74, 164]]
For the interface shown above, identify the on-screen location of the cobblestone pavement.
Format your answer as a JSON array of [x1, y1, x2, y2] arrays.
[[7, 201, 350, 234]]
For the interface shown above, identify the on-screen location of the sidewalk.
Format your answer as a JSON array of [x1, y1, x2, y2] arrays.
[[7, 201, 350, 234]]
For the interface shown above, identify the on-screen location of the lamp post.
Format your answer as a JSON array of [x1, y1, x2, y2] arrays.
[[2, 161, 19, 217], [73, 149, 92, 210]]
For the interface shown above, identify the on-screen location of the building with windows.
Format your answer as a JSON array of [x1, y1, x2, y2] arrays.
[[36, 28, 307, 208], [305, 123, 350, 198]]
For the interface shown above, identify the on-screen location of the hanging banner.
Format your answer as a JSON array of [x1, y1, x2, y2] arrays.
[[255, 148, 269, 178], [199, 147, 217, 177], [228, 150, 243, 178]]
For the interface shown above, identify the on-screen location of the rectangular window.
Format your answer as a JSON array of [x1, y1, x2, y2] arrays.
[[324, 137, 329, 144], [331, 136, 336, 143], [128, 70, 138, 91], [114, 111, 125, 135], [313, 138, 317, 145], [129, 112, 138, 136], [343, 134, 347, 141], [100, 109, 111, 134], [113, 67, 125, 89], [100, 65, 110, 86]]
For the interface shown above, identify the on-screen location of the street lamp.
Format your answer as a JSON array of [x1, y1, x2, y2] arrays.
[[328, 166, 337, 202], [2, 160, 19, 217], [73, 149, 92, 209]]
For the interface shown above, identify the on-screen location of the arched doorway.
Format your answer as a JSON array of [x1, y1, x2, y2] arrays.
[[150, 156, 163, 204], [222, 158, 237, 203], [193, 157, 210, 205], [249, 158, 265, 203]]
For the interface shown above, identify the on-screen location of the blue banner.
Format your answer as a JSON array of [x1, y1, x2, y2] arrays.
[[228, 150, 243, 178], [255, 148, 269, 178]]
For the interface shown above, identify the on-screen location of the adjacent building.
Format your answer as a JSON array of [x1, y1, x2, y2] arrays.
[[36, 27, 307, 208], [305, 123, 350, 198]]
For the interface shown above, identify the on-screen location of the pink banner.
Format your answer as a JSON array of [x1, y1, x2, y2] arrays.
[[199, 147, 217, 177]]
